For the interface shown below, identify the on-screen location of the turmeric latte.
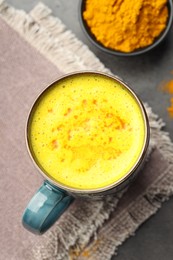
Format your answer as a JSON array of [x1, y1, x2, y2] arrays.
[[28, 73, 146, 190], [83, 0, 169, 52]]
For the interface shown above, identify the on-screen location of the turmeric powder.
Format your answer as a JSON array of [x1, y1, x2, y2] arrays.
[[162, 80, 173, 118], [83, 0, 169, 53]]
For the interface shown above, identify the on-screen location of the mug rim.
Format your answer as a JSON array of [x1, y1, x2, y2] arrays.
[[26, 71, 150, 194]]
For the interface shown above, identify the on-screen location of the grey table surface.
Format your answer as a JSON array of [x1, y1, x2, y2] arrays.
[[6, 0, 173, 259]]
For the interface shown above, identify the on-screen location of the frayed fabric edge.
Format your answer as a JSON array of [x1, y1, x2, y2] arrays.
[[77, 164, 173, 260], [0, 1, 110, 74]]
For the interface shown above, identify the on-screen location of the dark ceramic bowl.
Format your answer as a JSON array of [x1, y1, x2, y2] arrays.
[[79, 0, 173, 56]]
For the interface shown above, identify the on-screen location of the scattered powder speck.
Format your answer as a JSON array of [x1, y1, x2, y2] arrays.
[[160, 76, 173, 118]]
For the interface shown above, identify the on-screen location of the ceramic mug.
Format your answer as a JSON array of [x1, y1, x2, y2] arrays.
[[22, 71, 150, 234]]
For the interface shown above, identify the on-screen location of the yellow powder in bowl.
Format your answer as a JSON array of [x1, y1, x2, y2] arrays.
[[83, 0, 169, 53]]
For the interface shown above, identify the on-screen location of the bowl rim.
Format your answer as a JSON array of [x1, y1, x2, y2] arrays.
[[79, 0, 173, 56]]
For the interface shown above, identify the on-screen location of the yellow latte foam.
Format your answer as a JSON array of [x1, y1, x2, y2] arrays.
[[29, 73, 146, 190]]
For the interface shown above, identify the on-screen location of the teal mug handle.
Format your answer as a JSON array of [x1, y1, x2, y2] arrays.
[[22, 180, 74, 235]]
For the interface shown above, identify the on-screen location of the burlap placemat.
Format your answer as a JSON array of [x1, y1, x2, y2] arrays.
[[0, 1, 173, 260]]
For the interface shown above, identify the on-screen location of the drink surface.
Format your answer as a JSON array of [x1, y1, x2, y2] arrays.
[[28, 73, 146, 190]]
